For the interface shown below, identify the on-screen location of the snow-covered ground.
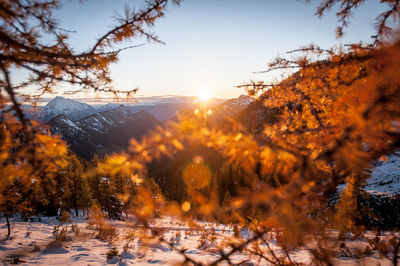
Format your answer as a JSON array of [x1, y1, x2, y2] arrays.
[[0, 216, 396, 265], [367, 153, 400, 196], [336, 152, 400, 197]]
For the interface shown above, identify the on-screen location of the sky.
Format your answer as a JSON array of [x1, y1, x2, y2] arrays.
[[48, 0, 386, 98]]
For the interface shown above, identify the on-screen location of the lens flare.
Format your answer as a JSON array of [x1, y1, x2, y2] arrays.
[[183, 156, 211, 189], [182, 201, 191, 212]]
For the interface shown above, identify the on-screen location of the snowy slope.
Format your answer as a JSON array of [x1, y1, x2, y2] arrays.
[[366, 152, 400, 196], [50, 114, 83, 135], [336, 152, 400, 197]]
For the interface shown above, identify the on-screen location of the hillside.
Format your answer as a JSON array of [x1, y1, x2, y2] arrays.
[[50, 105, 160, 159]]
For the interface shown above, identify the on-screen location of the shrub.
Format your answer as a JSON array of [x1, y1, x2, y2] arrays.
[[106, 246, 120, 262]]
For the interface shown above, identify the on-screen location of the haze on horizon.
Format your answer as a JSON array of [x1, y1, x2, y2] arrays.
[[19, 0, 386, 99]]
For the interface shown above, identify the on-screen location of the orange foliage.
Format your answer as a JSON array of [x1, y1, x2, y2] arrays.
[[1, 0, 400, 264]]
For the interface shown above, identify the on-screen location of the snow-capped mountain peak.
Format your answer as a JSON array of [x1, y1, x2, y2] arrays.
[[236, 94, 254, 106], [43, 96, 95, 121]]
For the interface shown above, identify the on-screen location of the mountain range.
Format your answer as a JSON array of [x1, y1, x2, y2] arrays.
[[29, 94, 400, 216], [38, 95, 254, 160]]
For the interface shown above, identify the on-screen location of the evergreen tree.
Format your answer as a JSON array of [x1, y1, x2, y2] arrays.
[[63, 154, 92, 216]]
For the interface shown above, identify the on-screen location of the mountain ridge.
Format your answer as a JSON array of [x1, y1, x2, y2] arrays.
[[50, 104, 160, 160]]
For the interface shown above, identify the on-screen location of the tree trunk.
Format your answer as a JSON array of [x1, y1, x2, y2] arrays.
[[69, 176, 79, 217], [5, 213, 11, 240], [73, 176, 78, 217]]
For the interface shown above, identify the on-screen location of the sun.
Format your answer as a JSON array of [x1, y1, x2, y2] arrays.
[[198, 91, 210, 102]]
